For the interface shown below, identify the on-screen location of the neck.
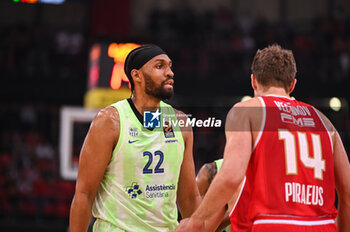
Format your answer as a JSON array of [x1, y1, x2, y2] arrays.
[[255, 86, 290, 97], [131, 92, 161, 115]]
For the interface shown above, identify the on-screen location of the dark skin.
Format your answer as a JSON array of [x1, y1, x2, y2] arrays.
[[69, 54, 202, 232], [197, 162, 217, 198]]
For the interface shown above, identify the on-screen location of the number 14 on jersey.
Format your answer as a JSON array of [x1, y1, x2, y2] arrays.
[[279, 129, 326, 180]]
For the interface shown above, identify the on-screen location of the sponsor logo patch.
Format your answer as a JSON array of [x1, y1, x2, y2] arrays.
[[125, 182, 142, 199]]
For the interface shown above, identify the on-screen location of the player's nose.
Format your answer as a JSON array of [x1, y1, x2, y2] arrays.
[[166, 66, 174, 78]]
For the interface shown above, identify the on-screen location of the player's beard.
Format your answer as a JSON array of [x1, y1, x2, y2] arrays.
[[144, 74, 174, 100]]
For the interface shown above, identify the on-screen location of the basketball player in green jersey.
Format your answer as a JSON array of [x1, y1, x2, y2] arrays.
[[69, 44, 201, 231]]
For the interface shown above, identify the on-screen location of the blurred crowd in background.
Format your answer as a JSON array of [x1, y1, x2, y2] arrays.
[[0, 1, 350, 231], [154, 8, 350, 98]]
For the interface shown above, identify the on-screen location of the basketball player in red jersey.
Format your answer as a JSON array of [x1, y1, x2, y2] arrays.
[[176, 44, 350, 232]]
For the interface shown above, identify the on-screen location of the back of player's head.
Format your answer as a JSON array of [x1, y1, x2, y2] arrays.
[[251, 44, 297, 92], [124, 44, 166, 92]]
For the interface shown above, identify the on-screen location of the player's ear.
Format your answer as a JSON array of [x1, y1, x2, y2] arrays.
[[288, 79, 297, 94], [251, 74, 258, 91], [131, 69, 142, 85]]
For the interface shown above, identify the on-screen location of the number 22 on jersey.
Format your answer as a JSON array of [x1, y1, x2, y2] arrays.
[[278, 129, 325, 180], [142, 150, 165, 174]]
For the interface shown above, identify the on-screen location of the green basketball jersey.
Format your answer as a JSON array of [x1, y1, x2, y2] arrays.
[[214, 159, 223, 171], [92, 99, 185, 232]]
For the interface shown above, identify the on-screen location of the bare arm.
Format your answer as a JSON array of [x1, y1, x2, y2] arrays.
[[196, 162, 229, 232], [175, 102, 253, 231], [215, 179, 246, 232], [69, 107, 119, 232], [206, 206, 228, 232], [176, 110, 202, 218], [215, 211, 230, 232]]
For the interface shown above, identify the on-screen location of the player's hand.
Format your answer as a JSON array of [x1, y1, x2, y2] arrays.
[[175, 217, 204, 232]]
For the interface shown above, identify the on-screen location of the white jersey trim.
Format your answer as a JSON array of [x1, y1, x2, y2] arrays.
[[229, 176, 246, 217], [264, 94, 295, 100], [253, 218, 335, 226], [312, 106, 334, 152], [252, 97, 266, 151]]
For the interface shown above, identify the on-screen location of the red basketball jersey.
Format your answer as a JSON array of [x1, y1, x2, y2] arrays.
[[229, 177, 252, 232], [244, 95, 337, 224]]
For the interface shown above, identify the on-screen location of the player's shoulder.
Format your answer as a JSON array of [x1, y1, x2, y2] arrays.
[[296, 99, 336, 134], [172, 108, 189, 120], [92, 106, 120, 129], [169, 107, 193, 143], [160, 101, 189, 120], [97, 105, 119, 118], [233, 97, 261, 108], [227, 97, 262, 119], [170, 106, 191, 129], [313, 107, 336, 135]]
